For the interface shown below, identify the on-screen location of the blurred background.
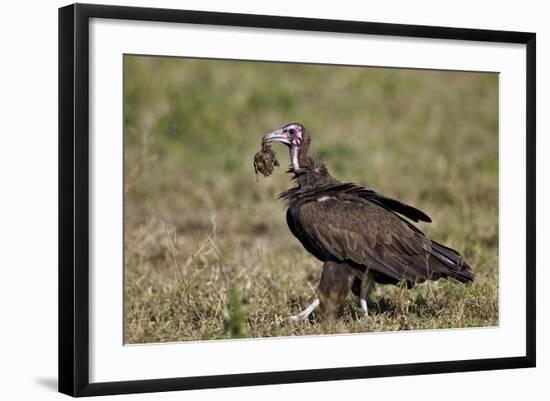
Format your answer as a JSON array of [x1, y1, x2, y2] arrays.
[[124, 55, 498, 343]]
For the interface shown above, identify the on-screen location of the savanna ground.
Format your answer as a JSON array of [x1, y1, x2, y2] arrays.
[[124, 56, 498, 344]]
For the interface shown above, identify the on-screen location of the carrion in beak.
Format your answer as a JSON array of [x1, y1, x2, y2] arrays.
[[254, 139, 280, 178]]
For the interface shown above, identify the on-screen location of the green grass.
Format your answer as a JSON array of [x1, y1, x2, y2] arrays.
[[123, 55, 499, 343]]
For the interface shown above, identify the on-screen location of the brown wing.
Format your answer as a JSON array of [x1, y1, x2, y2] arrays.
[[295, 195, 460, 284]]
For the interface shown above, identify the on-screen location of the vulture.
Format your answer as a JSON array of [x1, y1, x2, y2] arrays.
[[261, 122, 474, 320]]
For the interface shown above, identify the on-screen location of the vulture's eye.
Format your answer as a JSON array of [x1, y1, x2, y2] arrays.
[[288, 128, 296, 136]]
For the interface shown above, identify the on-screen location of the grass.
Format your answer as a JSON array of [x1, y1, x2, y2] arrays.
[[123, 55, 499, 344]]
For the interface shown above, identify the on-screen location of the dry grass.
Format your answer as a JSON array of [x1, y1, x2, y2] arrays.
[[123, 56, 499, 343]]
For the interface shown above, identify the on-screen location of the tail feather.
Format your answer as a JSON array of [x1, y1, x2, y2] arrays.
[[430, 240, 475, 283]]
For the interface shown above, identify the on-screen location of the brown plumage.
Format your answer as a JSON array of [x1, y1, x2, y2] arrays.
[[261, 122, 474, 319]]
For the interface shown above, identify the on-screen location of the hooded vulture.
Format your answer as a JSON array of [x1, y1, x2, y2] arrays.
[[261, 122, 474, 320]]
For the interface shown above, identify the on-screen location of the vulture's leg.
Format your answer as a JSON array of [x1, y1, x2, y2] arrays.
[[359, 269, 376, 317], [290, 298, 320, 321], [318, 261, 355, 317], [291, 262, 355, 321]]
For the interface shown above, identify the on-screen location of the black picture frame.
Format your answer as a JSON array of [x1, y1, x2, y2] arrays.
[[58, 3, 536, 397]]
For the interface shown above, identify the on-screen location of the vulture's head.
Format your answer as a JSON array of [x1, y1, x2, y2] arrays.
[[264, 123, 310, 171]]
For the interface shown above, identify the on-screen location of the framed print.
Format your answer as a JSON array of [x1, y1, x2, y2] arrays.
[[58, 3, 536, 397]]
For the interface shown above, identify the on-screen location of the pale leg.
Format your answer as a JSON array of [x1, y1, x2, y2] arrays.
[[290, 298, 320, 321], [359, 271, 375, 317]]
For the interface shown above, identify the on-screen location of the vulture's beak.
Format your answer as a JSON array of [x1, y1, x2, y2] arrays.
[[263, 129, 291, 146]]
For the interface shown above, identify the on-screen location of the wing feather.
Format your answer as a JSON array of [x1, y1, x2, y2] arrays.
[[296, 196, 443, 283]]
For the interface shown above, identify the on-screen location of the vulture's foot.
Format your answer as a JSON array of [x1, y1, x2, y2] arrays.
[[290, 298, 320, 321]]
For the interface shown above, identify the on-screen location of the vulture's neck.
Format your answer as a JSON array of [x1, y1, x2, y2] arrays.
[[284, 133, 338, 194], [288, 139, 337, 192], [279, 133, 338, 203], [289, 135, 311, 173], [279, 157, 338, 203], [294, 158, 337, 185]]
